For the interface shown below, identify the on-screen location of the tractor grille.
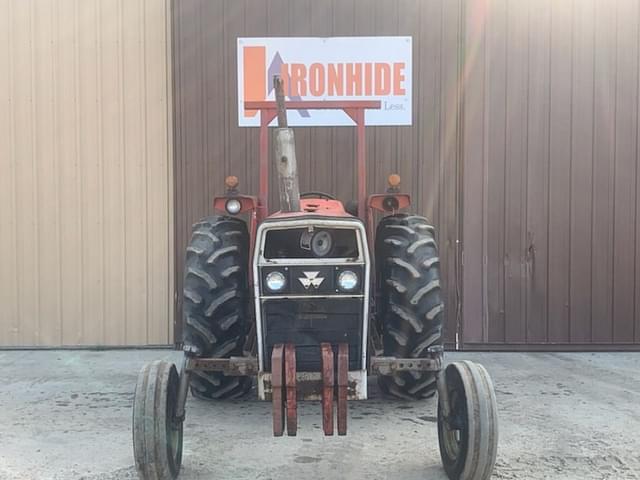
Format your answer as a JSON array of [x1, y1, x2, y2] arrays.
[[262, 298, 362, 371]]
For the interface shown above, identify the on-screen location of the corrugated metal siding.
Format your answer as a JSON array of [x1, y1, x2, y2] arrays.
[[0, 0, 174, 346], [172, 0, 464, 345], [461, 0, 640, 347], [173, 0, 640, 349]]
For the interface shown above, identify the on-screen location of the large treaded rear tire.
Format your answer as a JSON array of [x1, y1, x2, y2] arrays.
[[375, 214, 444, 399], [183, 216, 252, 399]]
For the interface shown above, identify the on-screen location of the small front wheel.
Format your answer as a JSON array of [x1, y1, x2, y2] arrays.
[[437, 361, 498, 480], [133, 360, 183, 480]]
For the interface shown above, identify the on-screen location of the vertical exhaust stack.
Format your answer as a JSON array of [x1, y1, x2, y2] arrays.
[[273, 76, 301, 212]]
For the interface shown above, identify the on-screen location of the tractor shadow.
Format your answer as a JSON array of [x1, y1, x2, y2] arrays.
[[179, 376, 448, 480]]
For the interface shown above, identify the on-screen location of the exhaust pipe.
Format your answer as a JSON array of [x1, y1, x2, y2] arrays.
[[273, 76, 301, 212]]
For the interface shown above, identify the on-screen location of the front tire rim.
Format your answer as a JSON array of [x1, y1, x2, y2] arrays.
[[167, 419, 181, 462], [166, 371, 183, 469], [442, 387, 467, 463]]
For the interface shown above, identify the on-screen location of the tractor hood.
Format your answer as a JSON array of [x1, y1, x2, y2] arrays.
[[267, 198, 353, 219], [252, 213, 371, 402]]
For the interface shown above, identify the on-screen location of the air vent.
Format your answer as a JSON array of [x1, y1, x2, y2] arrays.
[[303, 203, 319, 212]]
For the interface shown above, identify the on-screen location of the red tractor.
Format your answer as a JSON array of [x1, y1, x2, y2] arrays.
[[132, 79, 498, 480]]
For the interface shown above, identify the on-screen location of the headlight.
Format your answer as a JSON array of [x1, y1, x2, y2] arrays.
[[265, 271, 286, 292], [337, 270, 358, 291], [311, 230, 333, 257], [382, 196, 400, 211], [225, 198, 241, 215]]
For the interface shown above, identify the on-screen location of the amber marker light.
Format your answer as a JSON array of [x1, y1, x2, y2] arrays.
[[388, 173, 401, 188], [225, 175, 239, 190]]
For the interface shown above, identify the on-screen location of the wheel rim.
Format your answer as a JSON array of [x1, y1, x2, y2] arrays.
[[440, 373, 468, 465], [166, 368, 184, 471], [442, 394, 458, 460], [167, 418, 182, 461]]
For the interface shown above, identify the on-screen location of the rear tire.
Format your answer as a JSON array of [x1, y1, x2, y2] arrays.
[[183, 216, 252, 399], [375, 214, 444, 399]]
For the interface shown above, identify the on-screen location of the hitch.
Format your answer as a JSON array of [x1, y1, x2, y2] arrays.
[[370, 345, 444, 376]]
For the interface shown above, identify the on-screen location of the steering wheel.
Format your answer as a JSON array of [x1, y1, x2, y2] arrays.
[[300, 191, 336, 200]]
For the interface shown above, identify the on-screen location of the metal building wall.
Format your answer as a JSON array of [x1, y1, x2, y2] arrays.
[[0, 0, 174, 346], [462, 0, 640, 348], [172, 0, 463, 344], [173, 0, 640, 349]]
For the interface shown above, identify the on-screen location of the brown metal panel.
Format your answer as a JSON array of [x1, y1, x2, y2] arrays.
[[546, 0, 573, 344], [484, 0, 507, 343], [225, 0, 249, 208], [461, 0, 486, 344], [308, 0, 333, 200], [569, 0, 595, 343], [171, 0, 183, 343], [332, 0, 356, 203], [461, 342, 640, 352], [266, 0, 291, 210], [285, 0, 312, 195], [461, 0, 639, 349], [204, 0, 228, 211], [172, 0, 640, 349], [353, 0, 377, 198], [590, 0, 617, 344], [244, 0, 268, 199], [636, 10, 640, 345], [503, 1, 529, 344], [439, 0, 463, 345], [525, 0, 551, 343], [372, 0, 398, 195], [172, 0, 462, 345], [413, 0, 459, 344], [613, 0, 639, 343], [401, 0, 426, 216], [173, 0, 203, 344]]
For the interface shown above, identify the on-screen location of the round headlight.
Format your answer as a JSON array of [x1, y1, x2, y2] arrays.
[[338, 270, 358, 291], [311, 230, 333, 257], [382, 196, 400, 212], [265, 271, 286, 292], [225, 198, 242, 215]]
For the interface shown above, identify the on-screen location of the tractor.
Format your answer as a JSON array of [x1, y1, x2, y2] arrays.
[[132, 78, 499, 480]]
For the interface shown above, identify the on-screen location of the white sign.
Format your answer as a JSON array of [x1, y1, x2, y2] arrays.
[[237, 37, 412, 127]]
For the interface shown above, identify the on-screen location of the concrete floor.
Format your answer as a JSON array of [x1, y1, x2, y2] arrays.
[[0, 351, 639, 480]]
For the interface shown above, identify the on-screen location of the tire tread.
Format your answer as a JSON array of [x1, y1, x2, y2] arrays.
[[183, 215, 252, 399], [375, 214, 444, 399]]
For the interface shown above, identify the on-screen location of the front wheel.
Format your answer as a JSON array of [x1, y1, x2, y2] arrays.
[[437, 361, 498, 480], [133, 360, 183, 480]]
